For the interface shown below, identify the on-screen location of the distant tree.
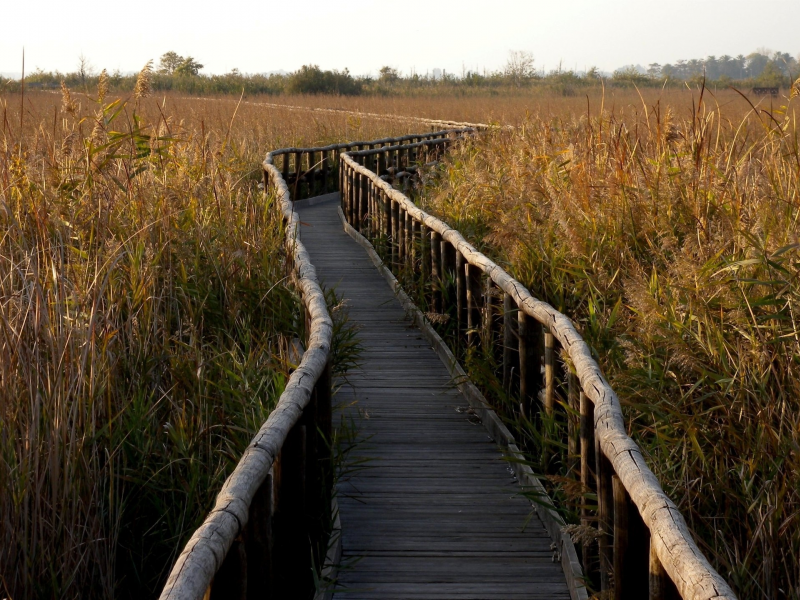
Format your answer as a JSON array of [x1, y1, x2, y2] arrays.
[[611, 66, 650, 87], [647, 63, 662, 78], [158, 51, 184, 74], [504, 50, 536, 87], [77, 54, 94, 88], [287, 65, 362, 95], [755, 61, 787, 88], [379, 66, 400, 84], [585, 66, 602, 80], [746, 52, 769, 78], [175, 57, 204, 77]]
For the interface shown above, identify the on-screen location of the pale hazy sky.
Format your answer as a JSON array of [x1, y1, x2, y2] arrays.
[[2, 0, 798, 77]]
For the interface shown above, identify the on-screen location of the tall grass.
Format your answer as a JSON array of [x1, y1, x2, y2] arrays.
[[0, 76, 418, 599], [420, 86, 800, 599]]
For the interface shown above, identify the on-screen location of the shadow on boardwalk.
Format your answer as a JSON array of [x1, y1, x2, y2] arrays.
[[298, 194, 570, 600]]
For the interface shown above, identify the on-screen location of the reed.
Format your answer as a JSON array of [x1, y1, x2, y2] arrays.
[[0, 81, 412, 599], [420, 86, 800, 599]]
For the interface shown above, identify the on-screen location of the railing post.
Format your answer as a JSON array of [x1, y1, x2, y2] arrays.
[[518, 311, 543, 420], [613, 476, 650, 600], [307, 150, 316, 195], [567, 372, 580, 481], [377, 149, 385, 177], [371, 179, 378, 241], [544, 330, 556, 416], [357, 172, 365, 232], [430, 231, 442, 314], [597, 443, 614, 592], [442, 241, 457, 324], [383, 192, 392, 260], [466, 263, 482, 347], [306, 359, 333, 570], [294, 151, 302, 195], [349, 170, 356, 227], [321, 149, 329, 194], [210, 537, 247, 600], [484, 281, 500, 358], [420, 223, 429, 301], [456, 252, 467, 341], [272, 420, 311, 596], [397, 206, 406, 268], [391, 200, 400, 269], [649, 542, 681, 600], [245, 472, 273, 598], [405, 211, 414, 273], [580, 391, 596, 579], [542, 328, 557, 472], [502, 294, 519, 398], [282, 152, 289, 182]]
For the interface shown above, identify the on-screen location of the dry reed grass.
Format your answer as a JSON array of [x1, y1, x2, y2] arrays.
[[421, 86, 800, 600], [0, 85, 421, 599]]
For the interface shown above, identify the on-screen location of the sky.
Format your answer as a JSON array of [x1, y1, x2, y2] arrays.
[[2, 0, 799, 77]]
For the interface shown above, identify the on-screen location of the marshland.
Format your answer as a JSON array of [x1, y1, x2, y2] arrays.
[[1, 51, 799, 600]]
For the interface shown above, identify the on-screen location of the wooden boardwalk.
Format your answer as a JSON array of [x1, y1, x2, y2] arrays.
[[297, 194, 570, 600]]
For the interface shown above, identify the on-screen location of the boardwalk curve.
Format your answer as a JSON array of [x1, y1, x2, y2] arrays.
[[160, 124, 737, 600], [298, 195, 570, 599]]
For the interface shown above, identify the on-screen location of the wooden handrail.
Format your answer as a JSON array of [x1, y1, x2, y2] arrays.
[[339, 141, 737, 600], [157, 127, 479, 600]]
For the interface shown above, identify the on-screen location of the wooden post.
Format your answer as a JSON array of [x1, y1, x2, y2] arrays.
[[580, 391, 596, 578], [377, 149, 385, 177], [518, 312, 543, 420], [294, 151, 303, 196], [321, 149, 329, 193], [405, 211, 413, 272], [210, 538, 247, 600], [613, 476, 650, 600], [309, 150, 318, 195], [391, 200, 400, 269], [347, 169, 354, 224], [597, 443, 614, 592], [485, 282, 501, 358], [338, 158, 343, 201], [411, 218, 421, 277], [430, 230, 442, 313], [502, 294, 519, 398], [649, 542, 681, 600], [442, 241, 457, 323], [567, 373, 580, 480], [397, 207, 406, 267], [246, 472, 273, 598], [282, 152, 289, 182], [359, 172, 367, 232], [383, 191, 392, 260], [272, 422, 311, 596], [466, 263, 482, 347], [420, 224, 429, 301], [456, 252, 467, 341], [352, 171, 359, 229], [544, 330, 556, 416], [371, 183, 379, 240]]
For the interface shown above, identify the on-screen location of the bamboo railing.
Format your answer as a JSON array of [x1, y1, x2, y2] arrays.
[[158, 128, 477, 600], [339, 138, 738, 600]]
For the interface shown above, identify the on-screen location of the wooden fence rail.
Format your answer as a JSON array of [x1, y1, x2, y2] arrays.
[[157, 128, 475, 600], [339, 138, 737, 600], [159, 124, 737, 600]]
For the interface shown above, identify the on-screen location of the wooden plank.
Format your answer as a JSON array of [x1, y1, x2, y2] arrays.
[[297, 198, 571, 600]]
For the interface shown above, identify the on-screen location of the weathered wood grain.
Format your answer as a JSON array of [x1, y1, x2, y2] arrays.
[[341, 150, 737, 600], [298, 197, 572, 600], [158, 153, 334, 600]]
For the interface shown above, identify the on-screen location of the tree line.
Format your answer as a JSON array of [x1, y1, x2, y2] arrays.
[[2, 49, 798, 97]]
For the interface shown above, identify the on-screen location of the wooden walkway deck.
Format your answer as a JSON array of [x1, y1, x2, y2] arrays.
[[297, 194, 570, 600]]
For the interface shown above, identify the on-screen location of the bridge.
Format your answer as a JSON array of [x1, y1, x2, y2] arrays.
[[158, 127, 737, 600]]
